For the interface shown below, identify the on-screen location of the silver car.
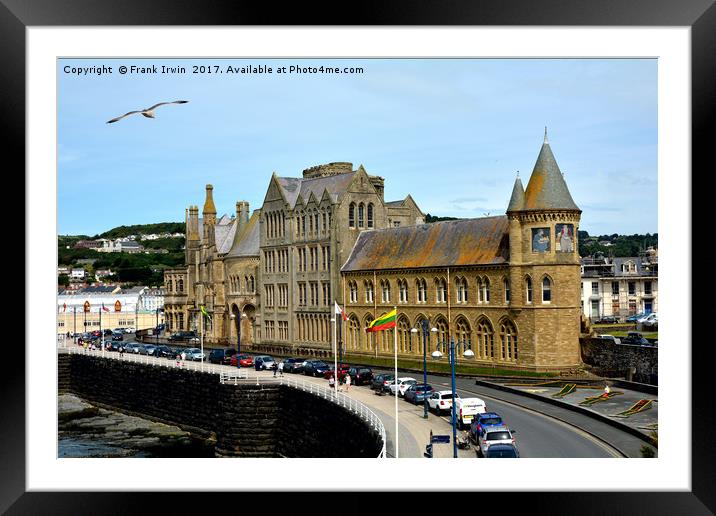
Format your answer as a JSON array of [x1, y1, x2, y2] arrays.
[[125, 343, 141, 354], [478, 425, 516, 457], [185, 348, 205, 361]]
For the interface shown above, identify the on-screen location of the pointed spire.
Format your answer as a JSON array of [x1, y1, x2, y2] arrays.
[[507, 173, 525, 212], [523, 132, 580, 211], [544, 126, 548, 144], [203, 184, 217, 217]]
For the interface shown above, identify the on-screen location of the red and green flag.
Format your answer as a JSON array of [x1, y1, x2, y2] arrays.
[[366, 309, 397, 332]]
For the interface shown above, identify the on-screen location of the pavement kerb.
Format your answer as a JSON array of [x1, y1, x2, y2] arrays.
[[473, 378, 656, 452]]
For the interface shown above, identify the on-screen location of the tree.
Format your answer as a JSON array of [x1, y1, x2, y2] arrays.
[[58, 274, 70, 286]]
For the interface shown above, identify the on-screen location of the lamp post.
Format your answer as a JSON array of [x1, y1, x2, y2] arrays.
[[411, 321, 437, 419], [230, 312, 246, 367], [432, 337, 474, 458]]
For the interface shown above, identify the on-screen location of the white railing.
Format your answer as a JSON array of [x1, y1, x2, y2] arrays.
[[61, 347, 387, 458], [226, 374, 387, 459]]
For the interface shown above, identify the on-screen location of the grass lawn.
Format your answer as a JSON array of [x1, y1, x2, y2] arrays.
[[341, 353, 558, 378], [610, 330, 658, 339]]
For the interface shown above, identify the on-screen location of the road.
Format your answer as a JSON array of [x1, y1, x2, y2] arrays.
[[61, 338, 628, 458]]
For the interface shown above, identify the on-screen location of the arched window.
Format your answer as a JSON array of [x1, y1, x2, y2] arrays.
[[416, 278, 427, 303], [249, 275, 255, 293], [542, 277, 552, 303], [435, 318, 449, 354], [349, 203, 356, 228], [399, 279, 408, 303], [358, 203, 365, 228], [178, 279, 184, 293], [477, 277, 483, 303], [526, 277, 533, 304], [476, 318, 494, 359], [483, 277, 490, 303], [381, 280, 391, 303], [367, 203, 374, 228], [456, 277, 468, 303], [398, 316, 410, 353], [365, 280, 374, 303], [167, 279, 173, 292], [348, 315, 360, 350], [500, 320, 518, 361], [504, 278, 510, 303], [436, 278, 446, 303], [455, 318, 471, 356], [349, 281, 358, 303]]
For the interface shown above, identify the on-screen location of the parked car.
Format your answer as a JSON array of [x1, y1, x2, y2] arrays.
[[404, 383, 434, 405], [427, 390, 460, 415], [185, 348, 205, 361], [254, 355, 275, 371], [625, 313, 647, 323], [640, 313, 658, 329], [125, 343, 142, 354], [478, 425, 516, 457], [111, 331, 124, 341], [154, 345, 175, 358], [594, 316, 619, 324], [324, 364, 351, 380], [621, 331, 651, 346], [139, 344, 157, 356], [484, 443, 520, 458], [124, 327, 136, 334], [103, 329, 114, 336], [209, 348, 237, 365], [347, 367, 373, 386], [230, 354, 254, 367], [454, 397, 487, 429], [470, 412, 504, 443], [314, 362, 334, 377], [388, 377, 417, 396], [282, 358, 305, 373], [168, 330, 197, 342], [596, 334, 621, 344], [370, 373, 395, 392], [104, 341, 121, 352], [302, 360, 328, 376]]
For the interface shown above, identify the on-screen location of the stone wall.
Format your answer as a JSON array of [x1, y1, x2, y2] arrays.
[[580, 338, 658, 384], [58, 354, 381, 457]]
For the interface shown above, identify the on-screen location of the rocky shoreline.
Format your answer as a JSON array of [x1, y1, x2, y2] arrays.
[[58, 394, 214, 458]]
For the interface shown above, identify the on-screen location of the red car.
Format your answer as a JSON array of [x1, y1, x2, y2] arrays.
[[231, 354, 254, 367], [324, 364, 351, 380]]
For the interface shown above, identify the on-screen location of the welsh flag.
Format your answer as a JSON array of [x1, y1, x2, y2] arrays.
[[101, 303, 110, 312], [200, 305, 212, 320], [366, 308, 397, 332], [334, 301, 347, 322]]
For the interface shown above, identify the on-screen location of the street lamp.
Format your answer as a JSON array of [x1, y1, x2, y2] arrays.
[[411, 322, 438, 419], [432, 337, 474, 458], [230, 312, 246, 368]]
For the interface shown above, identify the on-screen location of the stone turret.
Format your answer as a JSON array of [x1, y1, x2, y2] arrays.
[[203, 185, 216, 246]]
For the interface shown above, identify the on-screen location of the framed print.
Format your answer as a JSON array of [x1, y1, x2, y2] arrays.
[[7, 0, 713, 513]]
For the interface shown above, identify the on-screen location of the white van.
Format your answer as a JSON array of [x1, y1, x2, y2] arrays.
[[454, 397, 487, 429]]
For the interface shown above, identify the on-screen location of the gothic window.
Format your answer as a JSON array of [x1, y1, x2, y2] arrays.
[[178, 278, 184, 293], [435, 278, 447, 303], [526, 277, 533, 304], [349, 281, 358, 303], [349, 203, 356, 228], [476, 318, 494, 359], [504, 278, 510, 303], [381, 280, 391, 303], [435, 318, 448, 354], [483, 278, 490, 303], [367, 203, 374, 228], [500, 320, 518, 361], [358, 203, 365, 228], [416, 278, 427, 303], [365, 280, 374, 303], [455, 318, 471, 356], [397, 316, 410, 353], [542, 277, 552, 303], [399, 279, 408, 303]]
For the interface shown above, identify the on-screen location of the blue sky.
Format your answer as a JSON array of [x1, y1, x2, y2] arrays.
[[58, 58, 657, 236]]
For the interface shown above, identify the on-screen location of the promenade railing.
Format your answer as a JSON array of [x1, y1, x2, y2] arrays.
[[60, 345, 387, 458]]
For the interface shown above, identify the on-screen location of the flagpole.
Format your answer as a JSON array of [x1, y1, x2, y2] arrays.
[[394, 305, 398, 459], [100, 305, 104, 357], [201, 309, 204, 371], [333, 314, 338, 395]]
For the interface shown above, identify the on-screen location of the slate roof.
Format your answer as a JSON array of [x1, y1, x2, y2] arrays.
[[277, 171, 357, 208], [523, 141, 579, 211], [342, 216, 510, 271], [78, 285, 121, 294], [225, 211, 260, 258], [507, 176, 525, 212]]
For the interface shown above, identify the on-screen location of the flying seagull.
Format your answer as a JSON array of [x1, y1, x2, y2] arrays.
[[106, 100, 189, 124]]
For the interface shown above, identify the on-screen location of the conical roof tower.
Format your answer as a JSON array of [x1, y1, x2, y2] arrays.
[[523, 129, 580, 212], [506, 173, 525, 212]]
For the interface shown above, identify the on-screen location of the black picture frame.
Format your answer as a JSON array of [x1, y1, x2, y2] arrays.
[[5, 0, 710, 513]]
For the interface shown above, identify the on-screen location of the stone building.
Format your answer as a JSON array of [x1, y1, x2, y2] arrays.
[[580, 248, 658, 321], [164, 134, 584, 371], [341, 132, 583, 372]]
